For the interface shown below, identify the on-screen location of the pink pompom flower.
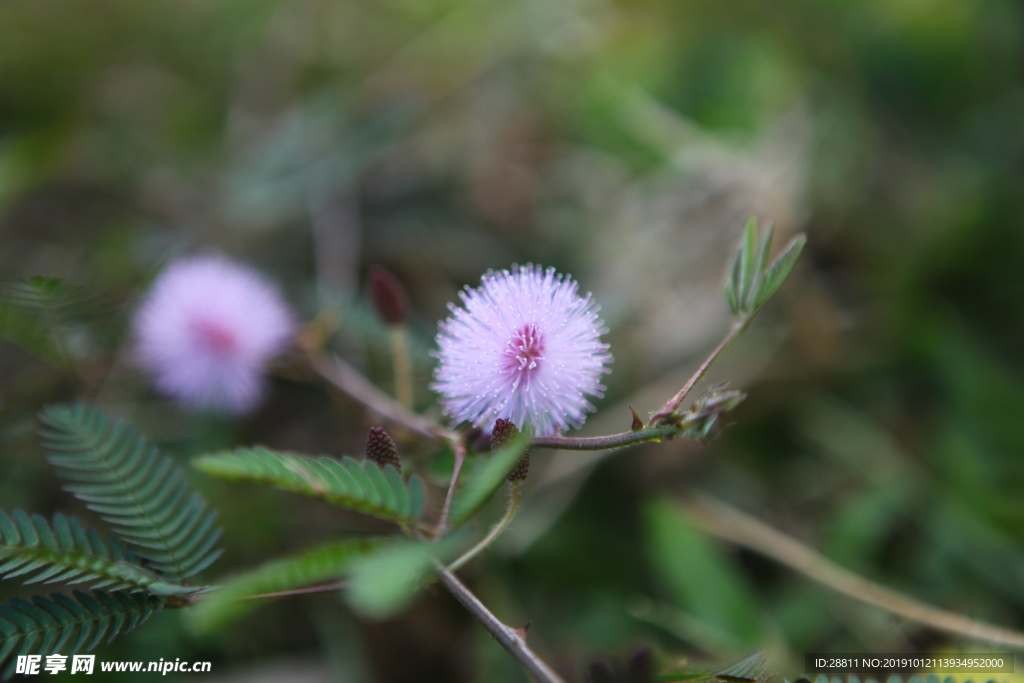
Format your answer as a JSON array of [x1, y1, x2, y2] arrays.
[[431, 264, 612, 436], [133, 255, 295, 414]]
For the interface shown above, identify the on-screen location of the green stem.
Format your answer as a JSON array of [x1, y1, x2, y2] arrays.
[[447, 483, 522, 572], [389, 326, 414, 410], [435, 441, 467, 535]]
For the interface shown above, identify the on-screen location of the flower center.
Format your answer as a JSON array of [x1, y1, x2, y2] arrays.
[[194, 318, 239, 356], [504, 324, 545, 377]]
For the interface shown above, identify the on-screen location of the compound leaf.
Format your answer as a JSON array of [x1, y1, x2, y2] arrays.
[[39, 403, 222, 583], [192, 447, 427, 529], [0, 591, 164, 680], [0, 510, 195, 596]]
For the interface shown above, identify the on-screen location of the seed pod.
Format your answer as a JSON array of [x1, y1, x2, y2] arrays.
[[366, 427, 401, 471]]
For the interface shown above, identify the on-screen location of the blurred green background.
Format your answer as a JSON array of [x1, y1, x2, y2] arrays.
[[2, 0, 1024, 680]]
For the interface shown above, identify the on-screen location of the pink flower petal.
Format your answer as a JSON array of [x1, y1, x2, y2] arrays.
[[431, 264, 612, 436]]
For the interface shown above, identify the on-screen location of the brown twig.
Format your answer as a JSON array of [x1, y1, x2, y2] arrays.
[[307, 349, 471, 535], [239, 581, 349, 601], [534, 322, 745, 452], [685, 493, 1024, 649], [309, 351, 457, 441], [436, 563, 566, 683], [654, 321, 744, 420], [532, 423, 686, 451]]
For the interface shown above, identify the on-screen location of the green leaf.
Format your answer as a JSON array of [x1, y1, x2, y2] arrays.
[[0, 277, 97, 368], [408, 475, 425, 522], [0, 510, 195, 596], [755, 223, 775, 276], [38, 403, 222, 583], [449, 432, 529, 526], [749, 233, 806, 313], [725, 236, 744, 317], [384, 465, 410, 519], [644, 498, 763, 647], [724, 277, 739, 317], [737, 217, 759, 309], [0, 591, 165, 680], [188, 538, 379, 633], [344, 534, 465, 620], [656, 651, 770, 683], [723, 218, 805, 319], [192, 447, 428, 528], [345, 540, 436, 620]]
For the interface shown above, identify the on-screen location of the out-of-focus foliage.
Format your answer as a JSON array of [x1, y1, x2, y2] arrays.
[[189, 538, 379, 633], [2, 0, 1024, 679]]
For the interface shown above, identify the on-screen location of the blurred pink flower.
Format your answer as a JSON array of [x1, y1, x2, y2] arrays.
[[431, 264, 612, 436], [133, 255, 295, 414]]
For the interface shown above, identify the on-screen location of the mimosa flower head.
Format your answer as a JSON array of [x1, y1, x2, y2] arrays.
[[431, 264, 612, 436], [133, 255, 295, 414]]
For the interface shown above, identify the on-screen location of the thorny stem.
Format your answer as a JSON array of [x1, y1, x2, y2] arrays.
[[533, 322, 747, 452], [654, 320, 745, 421], [389, 326, 414, 410], [447, 483, 522, 572], [435, 563, 567, 683], [532, 423, 688, 451], [310, 319, 746, 456], [436, 441, 467, 534], [686, 493, 1024, 649]]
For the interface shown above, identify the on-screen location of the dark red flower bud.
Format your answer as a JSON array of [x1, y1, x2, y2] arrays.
[[491, 418, 529, 482], [366, 427, 401, 471], [507, 453, 530, 482], [490, 418, 518, 450], [367, 266, 409, 325]]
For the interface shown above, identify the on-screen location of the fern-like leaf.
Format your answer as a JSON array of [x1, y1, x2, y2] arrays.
[[0, 277, 96, 367], [192, 447, 427, 528], [0, 510, 198, 596], [658, 652, 770, 683], [0, 590, 164, 680], [189, 538, 379, 632], [38, 403, 222, 583]]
